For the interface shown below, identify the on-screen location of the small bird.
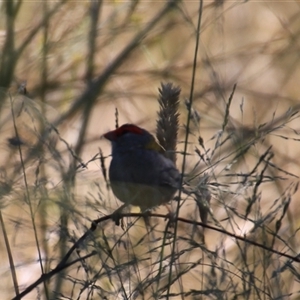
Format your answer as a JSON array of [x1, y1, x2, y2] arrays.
[[103, 124, 180, 224]]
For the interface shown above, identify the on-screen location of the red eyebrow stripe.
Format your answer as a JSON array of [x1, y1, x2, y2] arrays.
[[103, 124, 144, 141], [114, 124, 143, 136]]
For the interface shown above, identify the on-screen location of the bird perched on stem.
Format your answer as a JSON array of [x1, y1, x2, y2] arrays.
[[103, 123, 180, 225]]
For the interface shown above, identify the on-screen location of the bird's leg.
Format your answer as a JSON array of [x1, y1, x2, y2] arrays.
[[140, 207, 157, 241], [140, 208, 152, 228], [111, 204, 127, 227], [164, 203, 176, 227]]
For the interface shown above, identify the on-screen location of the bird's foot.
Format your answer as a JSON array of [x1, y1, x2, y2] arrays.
[[141, 210, 152, 228], [164, 210, 177, 228], [111, 211, 122, 226], [111, 204, 127, 228]]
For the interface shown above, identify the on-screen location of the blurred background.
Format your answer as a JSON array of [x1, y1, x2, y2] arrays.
[[1, 0, 300, 299]]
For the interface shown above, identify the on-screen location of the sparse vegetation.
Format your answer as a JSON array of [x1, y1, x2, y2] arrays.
[[1, 1, 300, 299]]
